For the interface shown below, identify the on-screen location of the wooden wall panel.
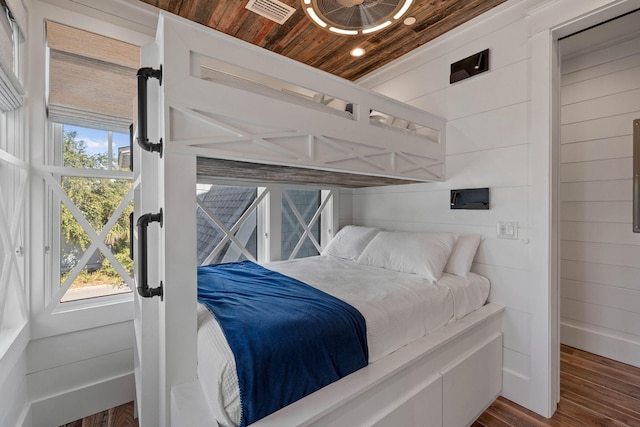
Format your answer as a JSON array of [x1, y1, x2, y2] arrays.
[[560, 179, 632, 202], [353, 185, 529, 228], [561, 259, 640, 291], [27, 349, 134, 403], [560, 158, 632, 182], [561, 112, 637, 144], [0, 340, 28, 427], [562, 67, 640, 105], [446, 103, 528, 156], [559, 31, 640, 368], [363, 19, 529, 104], [410, 60, 529, 121], [560, 221, 640, 246], [350, 2, 539, 412], [561, 298, 640, 337], [560, 201, 631, 223], [472, 264, 531, 314], [27, 321, 134, 373], [561, 136, 631, 163], [562, 89, 640, 124], [561, 240, 640, 268], [561, 278, 640, 313], [562, 36, 640, 76]]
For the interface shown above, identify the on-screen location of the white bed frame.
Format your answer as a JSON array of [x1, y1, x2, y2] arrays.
[[134, 12, 503, 427]]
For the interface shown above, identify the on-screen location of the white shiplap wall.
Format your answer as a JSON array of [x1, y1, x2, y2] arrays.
[[351, 0, 640, 416], [353, 0, 541, 414], [19, 2, 154, 425], [0, 107, 30, 427], [559, 31, 640, 367], [0, 0, 29, 422]]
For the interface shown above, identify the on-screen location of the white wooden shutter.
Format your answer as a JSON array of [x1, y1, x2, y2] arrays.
[[0, 1, 23, 112]]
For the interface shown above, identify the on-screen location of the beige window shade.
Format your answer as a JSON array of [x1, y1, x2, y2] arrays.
[[46, 21, 139, 132]]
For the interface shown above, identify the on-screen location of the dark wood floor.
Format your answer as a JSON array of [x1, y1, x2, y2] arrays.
[[475, 345, 640, 426], [60, 401, 138, 427], [62, 345, 640, 427]]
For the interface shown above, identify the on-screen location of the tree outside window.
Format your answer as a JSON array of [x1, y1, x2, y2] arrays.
[[58, 127, 133, 302]]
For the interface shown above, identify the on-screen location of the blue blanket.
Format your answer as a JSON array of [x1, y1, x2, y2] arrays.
[[197, 261, 368, 426]]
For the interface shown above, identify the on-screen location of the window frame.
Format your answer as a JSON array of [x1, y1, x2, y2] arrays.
[[46, 122, 135, 311], [27, 3, 153, 338], [195, 178, 339, 264]]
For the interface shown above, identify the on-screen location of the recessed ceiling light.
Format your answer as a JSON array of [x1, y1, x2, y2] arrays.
[[404, 17, 416, 25], [350, 47, 365, 57]]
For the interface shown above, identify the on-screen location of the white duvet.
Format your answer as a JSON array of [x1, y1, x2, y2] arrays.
[[196, 256, 489, 427]]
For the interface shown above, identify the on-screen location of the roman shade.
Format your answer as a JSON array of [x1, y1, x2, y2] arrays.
[[45, 21, 139, 132]]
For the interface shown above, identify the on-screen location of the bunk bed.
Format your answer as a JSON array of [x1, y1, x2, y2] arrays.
[[133, 11, 504, 427]]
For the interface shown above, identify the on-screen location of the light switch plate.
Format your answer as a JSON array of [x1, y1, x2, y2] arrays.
[[497, 221, 518, 239]]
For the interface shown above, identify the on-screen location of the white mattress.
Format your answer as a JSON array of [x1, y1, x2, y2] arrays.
[[196, 256, 489, 427]]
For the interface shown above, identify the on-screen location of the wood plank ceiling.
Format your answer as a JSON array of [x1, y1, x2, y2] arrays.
[[138, 0, 507, 81]]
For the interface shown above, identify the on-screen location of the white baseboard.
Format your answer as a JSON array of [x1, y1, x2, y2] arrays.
[[561, 321, 640, 368], [30, 373, 135, 427]]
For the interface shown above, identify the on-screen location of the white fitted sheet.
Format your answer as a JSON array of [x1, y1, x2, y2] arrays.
[[197, 256, 489, 426]]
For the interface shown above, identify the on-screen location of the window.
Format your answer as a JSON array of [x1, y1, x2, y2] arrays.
[[54, 124, 134, 302], [0, 0, 26, 337], [43, 22, 139, 303], [0, 114, 28, 332], [0, 0, 24, 111], [196, 184, 260, 265], [281, 188, 321, 259], [196, 183, 335, 264]]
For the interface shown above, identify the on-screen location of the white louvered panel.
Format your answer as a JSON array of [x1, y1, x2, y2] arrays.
[[245, 0, 296, 24], [0, 13, 23, 112], [0, 66, 23, 111]]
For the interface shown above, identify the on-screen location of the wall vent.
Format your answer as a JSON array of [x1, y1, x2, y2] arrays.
[[246, 0, 296, 25]]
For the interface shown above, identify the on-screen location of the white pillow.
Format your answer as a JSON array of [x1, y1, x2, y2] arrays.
[[321, 225, 379, 261], [357, 231, 456, 282], [444, 233, 483, 277]]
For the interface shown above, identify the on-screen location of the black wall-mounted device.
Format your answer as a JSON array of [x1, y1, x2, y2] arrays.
[[450, 188, 490, 210], [450, 49, 490, 84]]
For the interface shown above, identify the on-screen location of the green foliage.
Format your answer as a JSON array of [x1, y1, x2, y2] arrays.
[[61, 131, 133, 282]]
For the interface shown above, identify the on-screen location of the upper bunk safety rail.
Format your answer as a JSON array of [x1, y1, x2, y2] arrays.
[[187, 51, 444, 146], [154, 12, 447, 182]]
